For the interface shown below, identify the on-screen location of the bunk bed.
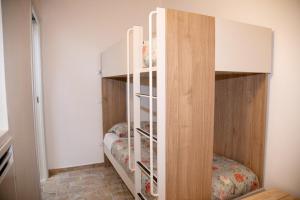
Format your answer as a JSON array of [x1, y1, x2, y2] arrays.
[[101, 7, 272, 200]]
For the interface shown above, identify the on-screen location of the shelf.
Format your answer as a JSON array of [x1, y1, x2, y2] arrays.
[[136, 128, 157, 142], [137, 161, 157, 184], [136, 93, 157, 99]]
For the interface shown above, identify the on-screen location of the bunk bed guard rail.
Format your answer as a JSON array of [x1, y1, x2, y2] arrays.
[[127, 27, 135, 172], [149, 10, 159, 197]]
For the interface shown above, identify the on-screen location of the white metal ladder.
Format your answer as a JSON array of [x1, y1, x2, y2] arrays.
[[134, 10, 159, 200]]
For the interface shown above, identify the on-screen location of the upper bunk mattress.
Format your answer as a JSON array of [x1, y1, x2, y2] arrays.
[[103, 134, 259, 200]]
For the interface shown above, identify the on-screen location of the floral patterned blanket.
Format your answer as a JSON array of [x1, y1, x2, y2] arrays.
[[111, 138, 259, 200], [111, 138, 134, 180], [111, 137, 157, 199], [212, 154, 259, 199]]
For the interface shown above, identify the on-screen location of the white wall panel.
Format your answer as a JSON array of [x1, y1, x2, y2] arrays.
[[215, 18, 272, 73]]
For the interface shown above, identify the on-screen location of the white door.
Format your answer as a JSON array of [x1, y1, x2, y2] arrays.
[[32, 11, 48, 182]]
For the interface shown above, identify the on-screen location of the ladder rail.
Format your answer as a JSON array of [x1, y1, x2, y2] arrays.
[[133, 26, 144, 199], [149, 10, 159, 197], [127, 27, 135, 172]]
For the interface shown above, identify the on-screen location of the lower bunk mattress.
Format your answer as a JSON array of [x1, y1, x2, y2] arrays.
[[104, 133, 259, 200]]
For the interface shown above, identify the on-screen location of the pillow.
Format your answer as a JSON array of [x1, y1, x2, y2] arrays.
[[143, 38, 157, 67], [108, 122, 133, 138]]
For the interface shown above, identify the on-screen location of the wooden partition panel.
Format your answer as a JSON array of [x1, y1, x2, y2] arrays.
[[214, 73, 268, 183], [165, 9, 215, 199], [102, 78, 127, 133]]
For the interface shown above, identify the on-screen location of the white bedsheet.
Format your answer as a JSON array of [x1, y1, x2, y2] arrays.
[[103, 133, 119, 151]]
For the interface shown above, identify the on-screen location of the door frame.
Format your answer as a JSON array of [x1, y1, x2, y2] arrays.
[[31, 8, 48, 182]]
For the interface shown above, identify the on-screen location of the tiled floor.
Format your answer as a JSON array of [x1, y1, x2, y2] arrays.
[[41, 165, 134, 200]]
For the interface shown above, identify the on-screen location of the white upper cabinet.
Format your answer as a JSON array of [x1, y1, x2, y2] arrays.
[[215, 18, 273, 73], [101, 38, 127, 77], [101, 11, 273, 77], [101, 26, 142, 78]]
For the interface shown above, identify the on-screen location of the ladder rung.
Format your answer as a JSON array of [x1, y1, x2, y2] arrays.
[[137, 193, 146, 200], [136, 128, 157, 142], [137, 161, 157, 183], [140, 66, 157, 73], [136, 93, 157, 99]]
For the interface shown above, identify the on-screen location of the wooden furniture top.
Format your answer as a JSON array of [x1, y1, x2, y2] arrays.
[[242, 189, 299, 200]]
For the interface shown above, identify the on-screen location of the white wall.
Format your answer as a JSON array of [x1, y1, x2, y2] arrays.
[[41, 0, 160, 169], [162, 0, 300, 196]]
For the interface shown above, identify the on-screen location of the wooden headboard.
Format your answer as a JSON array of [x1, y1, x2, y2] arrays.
[[102, 77, 127, 134], [214, 73, 268, 184]]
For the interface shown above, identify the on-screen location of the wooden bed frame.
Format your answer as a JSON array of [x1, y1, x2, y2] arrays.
[[101, 77, 127, 165], [101, 74, 268, 199], [101, 7, 272, 200]]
